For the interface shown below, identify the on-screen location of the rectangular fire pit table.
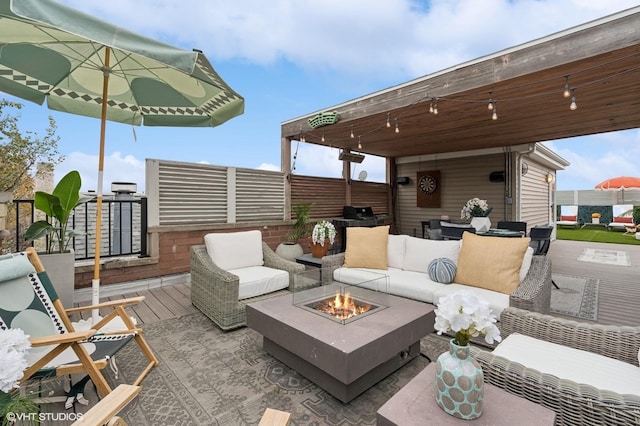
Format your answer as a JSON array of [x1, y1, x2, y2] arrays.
[[246, 276, 435, 403]]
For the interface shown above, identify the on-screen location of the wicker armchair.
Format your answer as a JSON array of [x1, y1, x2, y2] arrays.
[[470, 307, 640, 426], [191, 242, 304, 331], [322, 253, 552, 315]]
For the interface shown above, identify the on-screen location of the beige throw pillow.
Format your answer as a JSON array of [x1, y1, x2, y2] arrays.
[[455, 232, 531, 294], [343, 225, 390, 269]]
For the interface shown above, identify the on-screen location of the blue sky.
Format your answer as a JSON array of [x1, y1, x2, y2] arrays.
[[4, 0, 639, 194]]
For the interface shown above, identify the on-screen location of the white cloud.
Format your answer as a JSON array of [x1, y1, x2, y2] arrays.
[[256, 162, 280, 171], [59, 0, 638, 80], [544, 129, 640, 190], [57, 152, 146, 193], [52, 0, 640, 189]]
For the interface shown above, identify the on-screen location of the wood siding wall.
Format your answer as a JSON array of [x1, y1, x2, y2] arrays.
[[395, 154, 507, 236], [290, 175, 389, 219], [519, 159, 553, 230]]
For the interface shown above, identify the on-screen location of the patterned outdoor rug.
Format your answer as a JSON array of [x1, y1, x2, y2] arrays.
[[577, 248, 631, 266], [551, 273, 599, 321], [105, 312, 430, 425]]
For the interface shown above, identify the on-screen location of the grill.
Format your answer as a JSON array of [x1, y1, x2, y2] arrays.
[[342, 206, 375, 220], [332, 206, 383, 252]]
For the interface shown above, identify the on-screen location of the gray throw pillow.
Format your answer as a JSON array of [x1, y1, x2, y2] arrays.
[[428, 257, 457, 284]]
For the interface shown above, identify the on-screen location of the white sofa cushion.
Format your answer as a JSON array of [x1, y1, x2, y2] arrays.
[[229, 266, 289, 300], [387, 234, 407, 269], [386, 269, 445, 303], [402, 238, 460, 273], [204, 230, 264, 270], [519, 246, 534, 282], [333, 267, 390, 292], [432, 284, 510, 317], [493, 333, 640, 396]]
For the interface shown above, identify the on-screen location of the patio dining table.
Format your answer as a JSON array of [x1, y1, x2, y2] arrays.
[[476, 228, 526, 238]]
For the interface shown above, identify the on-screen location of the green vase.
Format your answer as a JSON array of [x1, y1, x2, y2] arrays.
[[435, 339, 484, 419]]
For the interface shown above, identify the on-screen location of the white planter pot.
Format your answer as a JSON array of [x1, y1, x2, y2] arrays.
[[592, 218, 600, 224], [275, 242, 304, 261], [39, 250, 75, 307], [470, 217, 491, 232]]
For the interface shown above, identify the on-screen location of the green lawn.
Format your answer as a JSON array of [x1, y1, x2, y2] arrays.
[[556, 226, 640, 245]]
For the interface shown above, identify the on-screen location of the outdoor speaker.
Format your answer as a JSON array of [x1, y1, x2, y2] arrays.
[[489, 171, 505, 182], [396, 177, 410, 185]]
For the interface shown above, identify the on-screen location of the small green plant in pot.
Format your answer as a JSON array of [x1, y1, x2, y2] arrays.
[[276, 203, 312, 261], [285, 203, 312, 243], [24, 170, 94, 254]]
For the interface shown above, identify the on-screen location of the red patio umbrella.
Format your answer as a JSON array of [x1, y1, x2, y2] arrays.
[[595, 176, 640, 190]]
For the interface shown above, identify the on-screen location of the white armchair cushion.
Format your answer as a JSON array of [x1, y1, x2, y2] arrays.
[[493, 333, 640, 396], [230, 266, 289, 300], [402, 238, 460, 273], [204, 230, 264, 270]]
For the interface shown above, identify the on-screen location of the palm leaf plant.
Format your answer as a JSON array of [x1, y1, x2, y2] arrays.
[[24, 170, 93, 254]]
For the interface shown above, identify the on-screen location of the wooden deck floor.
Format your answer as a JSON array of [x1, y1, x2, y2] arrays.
[[39, 239, 639, 424], [548, 239, 640, 326], [77, 238, 640, 327]]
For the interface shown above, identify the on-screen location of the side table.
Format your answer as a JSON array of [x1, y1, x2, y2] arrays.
[[295, 253, 324, 281], [377, 364, 555, 425]]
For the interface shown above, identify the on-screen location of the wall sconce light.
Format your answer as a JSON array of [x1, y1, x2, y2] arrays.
[[546, 173, 554, 183]]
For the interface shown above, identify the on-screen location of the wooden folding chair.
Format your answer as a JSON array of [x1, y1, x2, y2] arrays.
[[0, 249, 158, 407]]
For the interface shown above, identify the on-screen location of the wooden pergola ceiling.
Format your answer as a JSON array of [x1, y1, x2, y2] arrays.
[[281, 8, 640, 159]]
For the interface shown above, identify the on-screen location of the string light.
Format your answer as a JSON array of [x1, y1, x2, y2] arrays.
[[487, 91, 494, 111], [292, 55, 639, 147], [321, 133, 325, 142], [357, 136, 362, 150], [563, 75, 571, 98], [301, 133, 306, 142]]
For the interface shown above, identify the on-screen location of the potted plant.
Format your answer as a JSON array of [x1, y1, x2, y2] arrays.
[[309, 220, 336, 258], [275, 203, 312, 261], [23, 170, 93, 307], [591, 212, 601, 224], [461, 197, 492, 232]]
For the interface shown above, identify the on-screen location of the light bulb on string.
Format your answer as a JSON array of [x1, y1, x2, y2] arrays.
[[395, 118, 400, 133], [487, 91, 494, 111], [433, 100, 438, 115], [491, 104, 498, 121], [563, 75, 571, 98], [350, 126, 354, 138], [301, 133, 306, 142], [386, 113, 391, 128], [321, 133, 325, 142], [357, 136, 362, 150], [429, 99, 434, 114], [570, 89, 577, 110]]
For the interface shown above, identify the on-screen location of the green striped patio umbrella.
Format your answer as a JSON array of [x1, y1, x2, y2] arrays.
[[0, 0, 244, 321]]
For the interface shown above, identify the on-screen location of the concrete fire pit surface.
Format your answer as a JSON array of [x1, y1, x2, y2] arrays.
[[246, 286, 435, 403]]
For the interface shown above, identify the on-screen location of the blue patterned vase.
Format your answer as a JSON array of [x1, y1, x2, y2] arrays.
[[435, 339, 484, 419]]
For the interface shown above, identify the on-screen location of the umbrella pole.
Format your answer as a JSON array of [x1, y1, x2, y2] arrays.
[[92, 47, 111, 324]]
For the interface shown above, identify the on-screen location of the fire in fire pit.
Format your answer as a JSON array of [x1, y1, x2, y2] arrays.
[[305, 291, 381, 324]]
